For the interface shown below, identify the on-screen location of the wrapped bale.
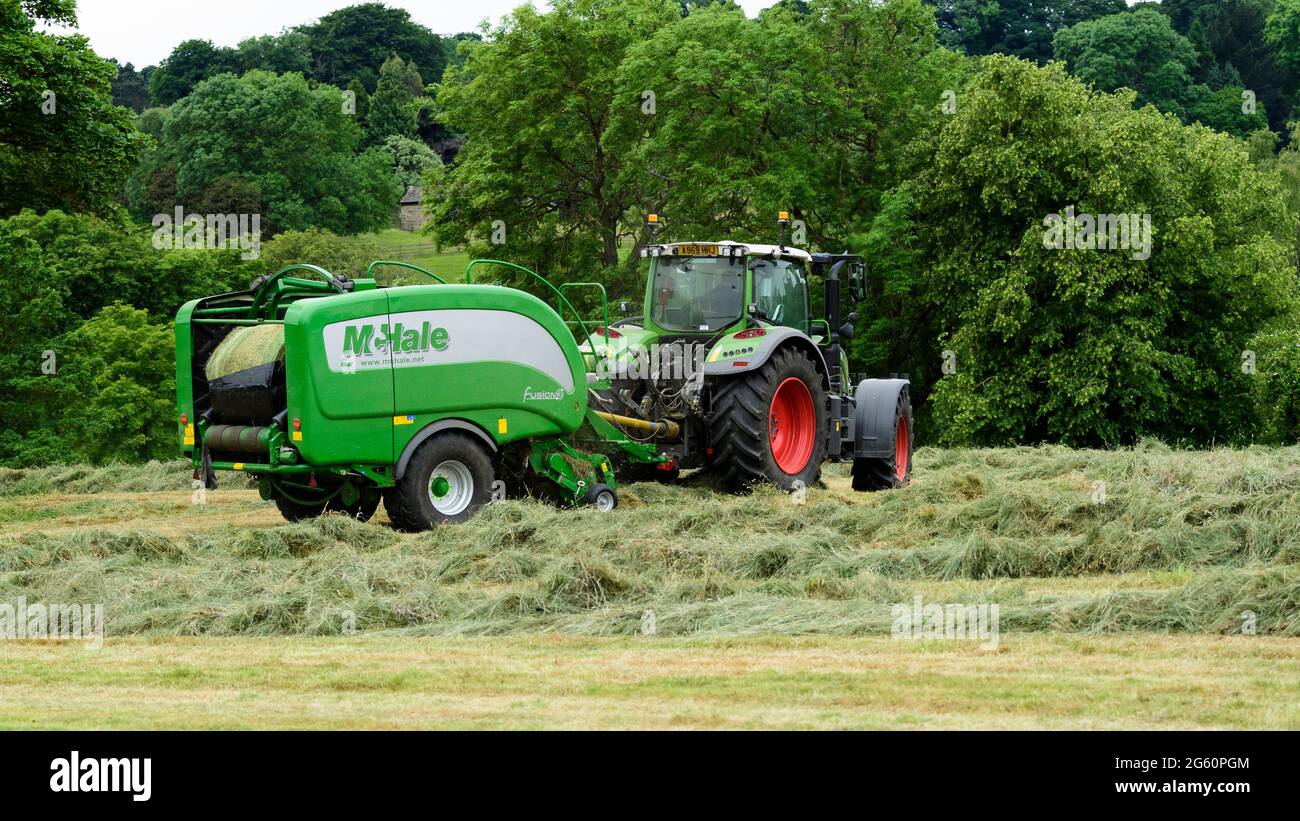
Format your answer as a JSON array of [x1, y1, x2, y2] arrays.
[[205, 325, 286, 425]]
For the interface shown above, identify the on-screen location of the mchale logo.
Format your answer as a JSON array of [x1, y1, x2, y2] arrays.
[[343, 321, 449, 355], [50, 751, 151, 802]]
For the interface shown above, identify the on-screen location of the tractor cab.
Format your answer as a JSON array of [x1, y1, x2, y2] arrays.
[[640, 241, 813, 337]]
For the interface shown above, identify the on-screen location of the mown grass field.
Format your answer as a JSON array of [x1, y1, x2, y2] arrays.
[[1, 444, 1298, 728]]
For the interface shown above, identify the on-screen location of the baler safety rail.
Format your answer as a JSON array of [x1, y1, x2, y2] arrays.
[[365, 259, 448, 284], [557, 282, 611, 344], [464, 258, 601, 361]]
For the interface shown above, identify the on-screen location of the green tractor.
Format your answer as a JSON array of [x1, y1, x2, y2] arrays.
[[580, 213, 912, 492]]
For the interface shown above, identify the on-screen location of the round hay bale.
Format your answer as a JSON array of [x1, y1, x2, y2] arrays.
[[206, 325, 285, 381]]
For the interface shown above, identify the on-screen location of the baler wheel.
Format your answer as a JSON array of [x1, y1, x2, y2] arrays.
[[384, 432, 495, 530], [585, 483, 618, 512], [275, 496, 327, 522]]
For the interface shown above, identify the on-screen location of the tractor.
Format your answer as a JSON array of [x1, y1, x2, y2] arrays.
[[578, 212, 912, 493]]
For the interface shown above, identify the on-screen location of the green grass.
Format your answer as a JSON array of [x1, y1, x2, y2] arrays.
[[1, 634, 1295, 729], [365, 229, 469, 283], [1, 443, 1298, 638]]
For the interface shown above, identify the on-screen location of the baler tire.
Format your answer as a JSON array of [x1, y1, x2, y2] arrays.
[[851, 388, 913, 491], [275, 496, 327, 523], [585, 483, 618, 512], [384, 432, 494, 530], [326, 492, 380, 523], [707, 346, 827, 492]]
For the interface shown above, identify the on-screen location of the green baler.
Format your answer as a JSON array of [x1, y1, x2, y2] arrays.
[[175, 262, 662, 530]]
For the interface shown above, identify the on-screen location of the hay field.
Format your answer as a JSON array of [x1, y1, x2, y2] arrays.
[[1, 443, 1297, 728]]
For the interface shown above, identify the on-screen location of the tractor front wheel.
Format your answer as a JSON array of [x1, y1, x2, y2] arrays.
[[384, 432, 495, 530], [708, 347, 827, 491]]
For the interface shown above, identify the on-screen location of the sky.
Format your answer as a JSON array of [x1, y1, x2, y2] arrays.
[[55, 0, 780, 68]]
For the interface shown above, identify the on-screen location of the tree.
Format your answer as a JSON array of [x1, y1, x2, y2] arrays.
[[55, 304, 177, 464], [111, 61, 149, 113], [0, 0, 148, 217], [612, 0, 966, 249], [874, 56, 1295, 446], [1054, 8, 1271, 138], [1052, 9, 1199, 115], [382, 135, 441, 190], [1162, 0, 1293, 132], [146, 39, 238, 106], [934, 0, 1126, 64], [297, 3, 447, 91], [364, 55, 420, 144], [0, 209, 251, 466], [130, 71, 400, 235], [429, 0, 682, 278], [235, 32, 312, 75]]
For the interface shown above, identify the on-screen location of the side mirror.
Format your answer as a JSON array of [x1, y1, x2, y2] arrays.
[[747, 303, 770, 322], [618, 301, 631, 315], [849, 262, 867, 302]]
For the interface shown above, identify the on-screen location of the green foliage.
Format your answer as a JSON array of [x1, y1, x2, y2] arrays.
[[110, 61, 149, 113], [884, 56, 1296, 446], [55, 305, 177, 464], [234, 32, 312, 76], [146, 39, 238, 106], [0, 210, 250, 466], [0, 0, 149, 217], [429, 0, 682, 287], [1053, 7, 1269, 139], [129, 70, 401, 235], [934, 0, 1126, 63], [255, 227, 385, 279], [296, 2, 446, 92], [1052, 8, 1199, 114], [382, 135, 441, 190], [364, 55, 421, 145]]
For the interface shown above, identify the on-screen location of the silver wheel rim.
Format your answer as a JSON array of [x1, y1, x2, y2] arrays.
[[429, 460, 474, 516], [594, 491, 615, 512]]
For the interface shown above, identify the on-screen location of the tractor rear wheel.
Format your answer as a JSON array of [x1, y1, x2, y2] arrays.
[[851, 388, 913, 491], [708, 346, 827, 491], [384, 432, 495, 530]]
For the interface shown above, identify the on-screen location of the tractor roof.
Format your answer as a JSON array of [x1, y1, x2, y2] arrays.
[[650, 241, 812, 262]]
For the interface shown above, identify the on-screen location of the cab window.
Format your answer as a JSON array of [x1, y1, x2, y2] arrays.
[[750, 258, 808, 332]]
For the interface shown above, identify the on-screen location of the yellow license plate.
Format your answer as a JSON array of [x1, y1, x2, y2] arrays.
[[675, 244, 719, 256]]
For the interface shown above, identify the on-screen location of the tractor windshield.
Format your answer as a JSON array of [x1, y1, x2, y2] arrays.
[[649, 255, 744, 333]]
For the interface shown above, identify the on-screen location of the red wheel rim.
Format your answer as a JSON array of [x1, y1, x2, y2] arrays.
[[769, 377, 816, 474], [894, 415, 909, 480]]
